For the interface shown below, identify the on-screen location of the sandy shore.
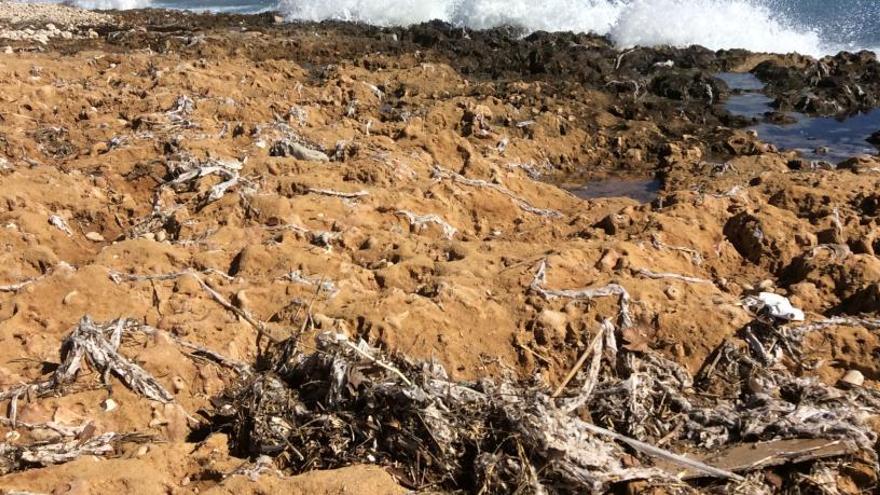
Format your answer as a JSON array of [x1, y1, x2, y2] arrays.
[[0, 3, 879, 494]]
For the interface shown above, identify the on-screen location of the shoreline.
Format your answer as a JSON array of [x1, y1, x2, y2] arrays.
[[1, 2, 879, 493]]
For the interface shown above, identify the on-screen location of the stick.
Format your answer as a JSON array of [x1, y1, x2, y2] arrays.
[[343, 340, 413, 388], [579, 422, 745, 481], [553, 330, 604, 398]]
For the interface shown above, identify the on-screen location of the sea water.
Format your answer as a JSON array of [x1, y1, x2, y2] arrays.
[[58, 0, 880, 58]]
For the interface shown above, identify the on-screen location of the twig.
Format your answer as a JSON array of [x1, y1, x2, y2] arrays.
[[340, 338, 413, 388], [553, 328, 604, 399]]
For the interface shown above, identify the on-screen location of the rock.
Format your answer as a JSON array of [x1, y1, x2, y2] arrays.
[[664, 286, 682, 300], [155, 230, 167, 242], [233, 290, 250, 310], [533, 309, 567, 344], [2, 46, 12, 54], [171, 376, 187, 393], [85, 231, 105, 242], [723, 209, 816, 273], [840, 369, 865, 387], [270, 140, 329, 162], [102, 398, 118, 412], [62, 290, 79, 305]]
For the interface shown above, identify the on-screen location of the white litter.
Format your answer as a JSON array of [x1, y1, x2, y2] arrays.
[[756, 292, 805, 321]]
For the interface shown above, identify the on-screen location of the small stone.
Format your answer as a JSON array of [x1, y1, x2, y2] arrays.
[[664, 286, 681, 300], [62, 290, 79, 305], [155, 230, 167, 242], [101, 398, 118, 412], [88, 29, 99, 39], [534, 309, 567, 343], [85, 231, 105, 242], [3, 46, 12, 55], [234, 290, 250, 310], [840, 369, 865, 388], [136, 444, 150, 457], [171, 376, 187, 393], [758, 279, 774, 290]]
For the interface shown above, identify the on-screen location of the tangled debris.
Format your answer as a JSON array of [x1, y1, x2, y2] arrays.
[[204, 268, 879, 493]]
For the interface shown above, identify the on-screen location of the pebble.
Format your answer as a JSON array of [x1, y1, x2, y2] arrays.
[[155, 230, 167, 242], [101, 397, 118, 412], [171, 375, 187, 393], [234, 290, 250, 310], [758, 279, 774, 290], [85, 231, 105, 242], [840, 369, 865, 388], [2, 46, 11, 54], [664, 286, 682, 300], [62, 290, 79, 305]]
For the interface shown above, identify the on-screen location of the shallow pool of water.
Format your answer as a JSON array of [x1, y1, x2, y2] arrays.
[[717, 72, 880, 162], [569, 177, 661, 203]]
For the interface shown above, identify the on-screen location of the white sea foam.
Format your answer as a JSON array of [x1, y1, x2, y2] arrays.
[[278, 0, 834, 56], [74, 0, 152, 9]]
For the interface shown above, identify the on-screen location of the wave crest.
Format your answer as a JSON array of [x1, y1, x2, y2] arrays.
[[279, 0, 833, 56]]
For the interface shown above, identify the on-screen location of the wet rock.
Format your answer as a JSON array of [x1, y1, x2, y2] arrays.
[[649, 70, 725, 102]]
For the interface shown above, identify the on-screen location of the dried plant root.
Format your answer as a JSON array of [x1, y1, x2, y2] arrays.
[[395, 210, 458, 239], [432, 166, 562, 218]]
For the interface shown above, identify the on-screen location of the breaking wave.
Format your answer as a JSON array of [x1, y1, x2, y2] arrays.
[[278, 0, 867, 57], [73, 0, 152, 9]]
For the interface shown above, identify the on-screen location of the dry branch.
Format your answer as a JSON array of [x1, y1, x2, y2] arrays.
[[0, 432, 148, 475], [0, 317, 173, 403]]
